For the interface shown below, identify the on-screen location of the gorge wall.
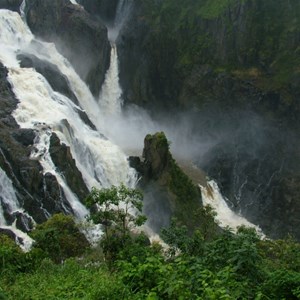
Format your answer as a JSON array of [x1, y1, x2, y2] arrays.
[[116, 0, 300, 239]]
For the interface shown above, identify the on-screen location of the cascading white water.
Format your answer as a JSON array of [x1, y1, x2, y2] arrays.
[[98, 45, 123, 115], [0, 168, 19, 223], [19, 0, 26, 20], [98, 0, 130, 115], [0, 8, 137, 245], [200, 180, 265, 237], [30, 123, 88, 218], [69, 0, 79, 5], [0, 167, 34, 251], [0, 9, 136, 187]]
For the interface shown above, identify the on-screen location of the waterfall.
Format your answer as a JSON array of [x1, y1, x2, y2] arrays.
[[0, 167, 34, 251], [97, 0, 133, 145], [98, 45, 123, 115], [30, 122, 88, 218], [0, 168, 19, 226], [200, 180, 265, 237], [0, 8, 137, 245], [19, 0, 26, 20]]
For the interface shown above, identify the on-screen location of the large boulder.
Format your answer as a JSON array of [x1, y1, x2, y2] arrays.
[[26, 0, 111, 96]]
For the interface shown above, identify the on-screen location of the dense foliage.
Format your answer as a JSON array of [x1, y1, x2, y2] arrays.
[[1, 186, 299, 299], [29, 213, 90, 263]]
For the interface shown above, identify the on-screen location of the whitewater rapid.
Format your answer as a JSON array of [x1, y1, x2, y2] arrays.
[[200, 180, 265, 237]]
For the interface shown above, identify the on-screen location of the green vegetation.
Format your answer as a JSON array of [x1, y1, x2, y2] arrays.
[[1, 185, 299, 299], [85, 184, 147, 262], [29, 213, 89, 263]]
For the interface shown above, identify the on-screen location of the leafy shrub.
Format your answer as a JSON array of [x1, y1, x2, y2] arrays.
[[30, 214, 89, 263]]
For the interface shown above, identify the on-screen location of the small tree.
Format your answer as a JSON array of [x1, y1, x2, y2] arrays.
[[85, 184, 147, 261]]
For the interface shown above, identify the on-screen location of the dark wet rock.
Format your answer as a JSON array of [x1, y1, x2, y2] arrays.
[[49, 132, 89, 201], [78, 0, 119, 25], [26, 0, 111, 96], [75, 107, 97, 131], [11, 129, 35, 147], [0, 0, 22, 11], [142, 132, 171, 180], [11, 211, 35, 232], [18, 53, 79, 105], [42, 172, 73, 215]]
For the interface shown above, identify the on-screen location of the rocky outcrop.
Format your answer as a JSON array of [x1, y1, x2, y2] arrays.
[[26, 0, 111, 96], [130, 132, 204, 232], [0, 0, 22, 11]]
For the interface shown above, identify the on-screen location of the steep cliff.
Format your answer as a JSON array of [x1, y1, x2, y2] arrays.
[[118, 0, 300, 124], [118, 0, 300, 239], [26, 0, 111, 97]]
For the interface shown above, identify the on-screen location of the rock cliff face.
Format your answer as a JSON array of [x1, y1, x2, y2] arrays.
[[118, 0, 300, 239], [0, 0, 22, 11], [77, 0, 119, 25], [118, 0, 300, 125], [26, 0, 111, 97]]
